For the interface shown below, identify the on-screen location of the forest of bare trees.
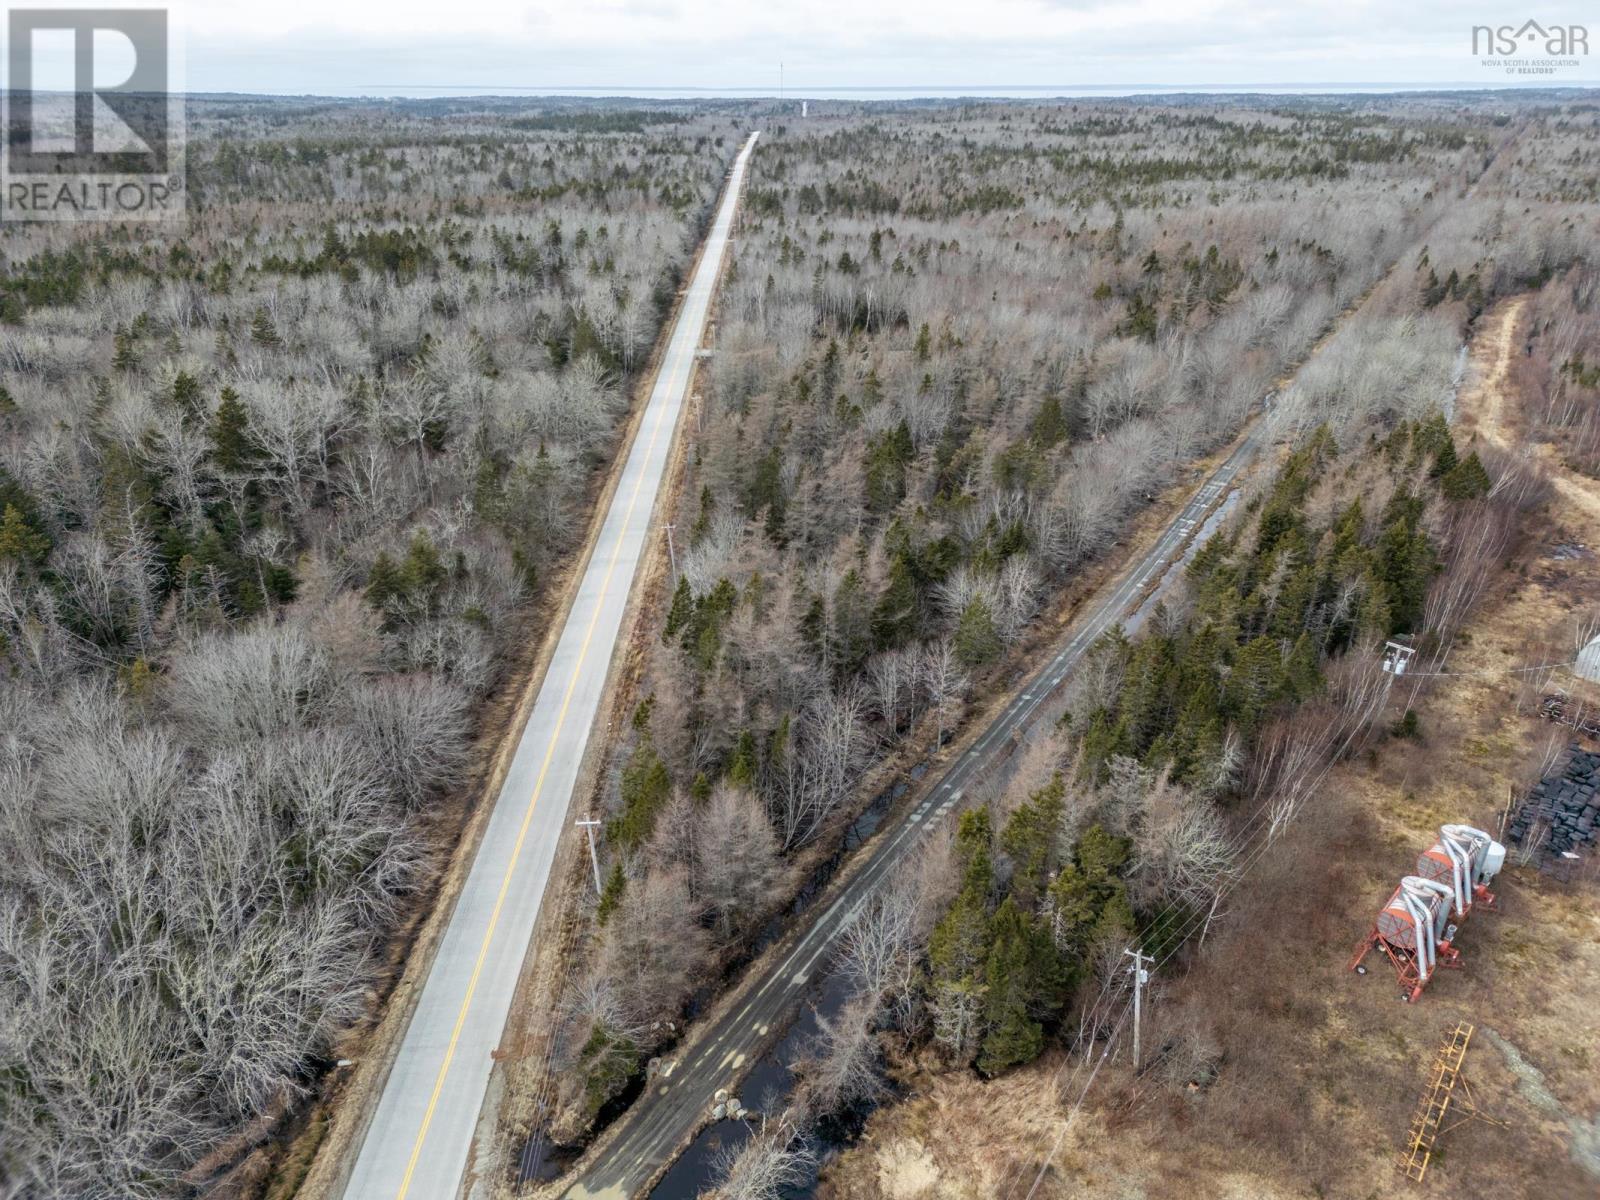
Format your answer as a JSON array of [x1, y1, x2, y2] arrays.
[[0, 99, 742, 1197], [4, 87, 1598, 1200], [1506, 112, 1600, 477], [541, 97, 1600, 1152], [697, 100, 1600, 1200]]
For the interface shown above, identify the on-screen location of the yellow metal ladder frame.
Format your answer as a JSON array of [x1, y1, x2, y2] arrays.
[[1397, 1021, 1475, 1182]]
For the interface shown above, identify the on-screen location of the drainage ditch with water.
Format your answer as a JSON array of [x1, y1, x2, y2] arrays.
[[517, 770, 916, 1192], [524, 488, 1242, 1195]]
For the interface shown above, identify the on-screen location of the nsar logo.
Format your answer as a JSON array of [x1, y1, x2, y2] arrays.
[[1471, 19, 1590, 76]]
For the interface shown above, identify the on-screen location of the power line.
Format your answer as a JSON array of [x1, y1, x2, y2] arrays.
[[1008, 117, 1531, 1200], [1007, 655, 1402, 1199], [1019, 993, 1134, 1200], [1405, 655, 1578, 679]]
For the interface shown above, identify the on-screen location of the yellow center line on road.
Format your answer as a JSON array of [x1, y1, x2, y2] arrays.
[[390, 343, 692, 1200]]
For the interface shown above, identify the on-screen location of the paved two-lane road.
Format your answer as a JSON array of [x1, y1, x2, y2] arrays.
[[338, 131, 759, 1200]]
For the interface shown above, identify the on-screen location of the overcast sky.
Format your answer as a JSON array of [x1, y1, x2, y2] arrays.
[[72, 0, 1600, 95]]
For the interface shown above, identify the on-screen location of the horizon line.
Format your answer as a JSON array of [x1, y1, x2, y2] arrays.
[[210, 80, 1600, 98]]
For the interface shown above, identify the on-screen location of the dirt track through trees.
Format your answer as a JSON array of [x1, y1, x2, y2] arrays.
[[1465, 295, 1600, 524]]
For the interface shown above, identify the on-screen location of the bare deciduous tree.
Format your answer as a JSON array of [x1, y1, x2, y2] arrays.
[[1125, 769, 1234, 911], [695, 784, 781, 940], [708, 1121, 815, 1200], [917, 637, 969, 747], [339, 673, 470, 810], [794, 996, 885, 1117], [594, 868, 711, 1029], [165, 623, 333, 742], [770, 687, 872, 851]]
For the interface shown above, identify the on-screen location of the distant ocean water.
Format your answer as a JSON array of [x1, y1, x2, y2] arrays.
[[233, 81, 1600, 101]]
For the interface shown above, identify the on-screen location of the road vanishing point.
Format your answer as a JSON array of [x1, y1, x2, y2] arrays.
[[338, 131, 759, 1200]]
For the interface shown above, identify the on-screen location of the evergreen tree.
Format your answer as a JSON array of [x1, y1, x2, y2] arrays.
[[864, 420, 914, 514], [977, 898, 1048, 1075], [1000, 773, 1065, 907], [798, 590, 827, 658], [1411, 412, 1457, 477], [747, 446, 785, 539], [1031, 393, 1067, 448], [1420, 267, 1445, 307], [364, 551, 404, 613], [1048, 824, 1132, 958], [819, 337, 841, 401], [1226, 634, 1286, 731], [689, 484, 715, 544], [830, 568, 874, 677], [610, 737, 673, 848], [472, 457, 506, 524], [1268, 562, 1318, 641], [209, 386, 256, 472], [0, 503, 50, 566], [1356, 572, 1393, 640], [1120, 291, 1159, 341], [1077, 710, 1132, 780], [112, 327, 140, 372], [954, 596, 1002, 668], [596, 860, 627, 924], [682, 577, 738, 672], [1375, 500, 1435, 634], [1119, 634, 1177, 751], [249, 305, 282, 348], [1440, 451, 1491, 500], [663, 576, 693, 643], [1282, 633, 1322, 700], [401, 530, 447, 608], [930, 809, 995, 985], [871, 552, 920, 649], [861, 367, 884, 407], [726, 730, 758, 787], [169, 370, 204, 425]]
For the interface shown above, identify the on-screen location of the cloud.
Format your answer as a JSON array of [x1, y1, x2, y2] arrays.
[[176, 0, 1600, 94]]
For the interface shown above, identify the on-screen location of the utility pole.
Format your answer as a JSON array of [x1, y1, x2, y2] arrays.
[[1124, 948, 1152, 1073], [576, 817, 602, 893], [664, 523, 678, 582]]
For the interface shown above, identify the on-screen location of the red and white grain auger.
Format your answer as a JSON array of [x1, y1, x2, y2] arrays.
[[1415, 824, 1505, 917], [1349, 875, 1462, 1002], [1350, 823, 1506, 1001]]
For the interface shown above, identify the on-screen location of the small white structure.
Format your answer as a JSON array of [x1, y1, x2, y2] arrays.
[[1575, 632, 1600, 682], [1383, 641, 1415, 676]]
